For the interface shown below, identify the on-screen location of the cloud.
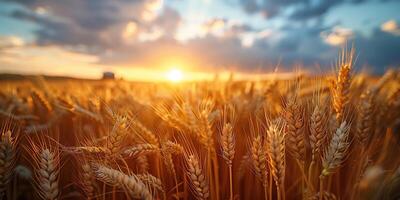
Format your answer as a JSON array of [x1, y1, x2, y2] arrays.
[[240, 29, 274, 47], [239, 0, 259, 14], [290, 0, 344, 20], [237, 0, 345, 19], [0, 36, 25, 49], [122, 22, 139, 43], [201, 18, 227, 36], [381, 20, 400, 36], [321, 26, 354, 46], [5, 0, 178, 50], [237, 0, 301, 18], [237, 0, 381, 22], [175, 17, 257, 43], [98, 23, 334, 73]]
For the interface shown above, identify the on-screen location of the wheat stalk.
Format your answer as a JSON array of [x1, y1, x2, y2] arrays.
[[184, 103, 200, 132], [310, 105, 327, 159], [31, 90, 52, 114], [136, 155, 149, 174], [34, 148, 60, 200], [321, 121, 350, 177], [186, 155, 210, 200], [123, 144, 159, 158], [161, 151, 177, 178], [64, 146, 108, 154], [221, 123, 235, 200], [0, 130, 16, 197], [267, 123, 285, 200], [81, 163, 97, 199], [197, 110, 216, 152], [251, 135, 268, 184], [73, 104, 103, 122], [137, 173, 164, 194], [284, 96, 306, 161], [130, 119, 159, 146], [160, 140, 181, 177], [356, 91, 374, 146], [163, 140, 184, 155], [332, 48, 354, 121], [221, 123, 235, 165], [318, 121, 350, 199], [93, 164, 152, 200], [107, 115, 129, 155]]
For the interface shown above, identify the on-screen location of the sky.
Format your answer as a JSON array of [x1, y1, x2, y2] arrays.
[[0, 0, 399, 80]]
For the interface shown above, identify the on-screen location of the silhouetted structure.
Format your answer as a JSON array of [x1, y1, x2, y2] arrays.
[[102, 71, 115, 80]]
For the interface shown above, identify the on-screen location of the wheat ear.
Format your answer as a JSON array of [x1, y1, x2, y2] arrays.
[[31, 90, 52, 114], [123, 144, 159, 158], [198, 110, 216, 152], [221, 123, 235, 165], [267, 123, 285, 194], [333, 48, 354, 121], [321, 121, 350, 177], [309, 191, 337, 200], [81, 163, 97, 199], [107, 116, 129, 155], [34, 148, 60, 200], [221, 123, 235, 200], [186, 155, 210, 200], [137, 173, 164, 194], [93, 164, 152, 200], [356, 91, 374, 146], [163, 140, 184, 155], [64, 146, 108, 154], [0, 131, 16, 197], [251, 135, 268, 184], [131, 119, 159, 146], [136, 155, 149, 174], [284, 96, 306, 160], [310, 105, 327, 159]]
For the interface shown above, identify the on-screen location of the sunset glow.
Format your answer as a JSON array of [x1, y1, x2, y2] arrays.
[[166, 68, 183, 82]]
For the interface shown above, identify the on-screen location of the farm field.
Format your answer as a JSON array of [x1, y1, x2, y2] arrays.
[[0, 50, 399, 200]]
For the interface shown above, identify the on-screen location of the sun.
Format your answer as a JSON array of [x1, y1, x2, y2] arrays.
[[166, 68, 183, 82]]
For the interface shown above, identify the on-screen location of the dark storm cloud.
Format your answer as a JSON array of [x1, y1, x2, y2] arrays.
[[3, 0, 134, 29], [10, 10, 105, 48], [355, 29, 400, 73], [239, 0, 259, 13], [4, 0, 178, 50], [236, 0, 310, 18], [290, 0, 344, 20], [1, 0, 176, 66], [237, 0, 376, 20]]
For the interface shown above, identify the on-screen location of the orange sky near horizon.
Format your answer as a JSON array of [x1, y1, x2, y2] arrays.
[[0, 0, 399, 78], [0, 43, 299, 82]]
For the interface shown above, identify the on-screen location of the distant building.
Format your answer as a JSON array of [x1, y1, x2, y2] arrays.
[[102, 71, 115, 80]]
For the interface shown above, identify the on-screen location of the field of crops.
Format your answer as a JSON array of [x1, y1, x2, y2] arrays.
[[0, 50, 399, 200]]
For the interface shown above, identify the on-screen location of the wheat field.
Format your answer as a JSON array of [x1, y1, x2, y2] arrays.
[[0, 50, 399, 200]]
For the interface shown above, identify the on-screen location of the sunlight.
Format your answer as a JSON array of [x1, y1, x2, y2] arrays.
[[166, 68, 183, 82]]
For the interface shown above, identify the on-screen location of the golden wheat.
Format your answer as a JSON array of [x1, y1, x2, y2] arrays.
[[0, 48, 399, 199]]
